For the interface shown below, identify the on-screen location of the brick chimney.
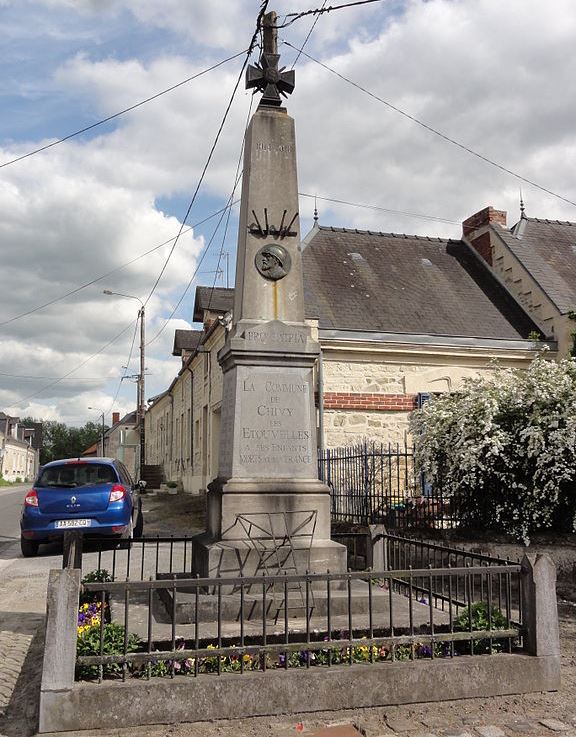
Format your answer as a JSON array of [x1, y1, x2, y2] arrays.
[[112, 412, 120, 425], [462, 206, 507, 266]]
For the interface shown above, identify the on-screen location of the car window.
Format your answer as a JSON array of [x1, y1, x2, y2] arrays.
[[37, 463, 118, 487], [116, 462, 133, 487]]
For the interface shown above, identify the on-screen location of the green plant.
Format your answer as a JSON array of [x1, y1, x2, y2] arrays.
[[411, 353, 576, 542], [80, 569, 113, 605], [76, 622, 141, 680], [81, 569, 112, 584], [454, 602, 509, 654], [166, 481, 178, 488]]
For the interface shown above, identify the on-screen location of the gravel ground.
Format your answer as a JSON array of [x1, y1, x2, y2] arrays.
[[1, 492, 575, 737]]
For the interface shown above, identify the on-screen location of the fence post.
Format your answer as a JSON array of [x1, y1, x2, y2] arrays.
[[368, 524, 387, 572], [39, 567, 81, 731], [62, 530, 83, 570], [521, 554, 560, 657]]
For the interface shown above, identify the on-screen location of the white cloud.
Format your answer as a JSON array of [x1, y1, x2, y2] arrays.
[[2, 0, 576, 426]]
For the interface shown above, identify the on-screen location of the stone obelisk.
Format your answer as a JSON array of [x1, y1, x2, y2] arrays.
[[193, 12, 346, 578]]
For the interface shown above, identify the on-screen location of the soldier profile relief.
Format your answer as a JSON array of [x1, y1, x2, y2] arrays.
[[255, 244, 291, 281]]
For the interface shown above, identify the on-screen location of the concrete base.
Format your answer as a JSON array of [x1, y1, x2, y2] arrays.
[[157, 578, 439, 625], [39, 654, 561, 733], [193, 480, 348, 579], [192, 532, 347, 581]]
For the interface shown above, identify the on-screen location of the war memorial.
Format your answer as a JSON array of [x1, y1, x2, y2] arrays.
[[192, 12, 347, 580], [37, 11, 562, 732]]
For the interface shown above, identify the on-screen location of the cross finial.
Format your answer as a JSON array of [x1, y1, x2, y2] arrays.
[[246, 9, 295, 107]]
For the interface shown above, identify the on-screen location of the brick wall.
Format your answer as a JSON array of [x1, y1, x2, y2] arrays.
[[322, 392, 418, 411]]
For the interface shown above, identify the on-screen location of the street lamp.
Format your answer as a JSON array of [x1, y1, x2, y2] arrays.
[[103, 290, 146, 472], [88, 407, 105, 456]]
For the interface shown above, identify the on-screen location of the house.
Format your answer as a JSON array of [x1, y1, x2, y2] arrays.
[[464, 207, 576, 354], [144, 208, 555, 493], [0, 412, 41, 482], [82, 411, 139, 479]]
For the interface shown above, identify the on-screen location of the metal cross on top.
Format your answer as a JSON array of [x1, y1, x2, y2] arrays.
[[246, 10, 295, 107]]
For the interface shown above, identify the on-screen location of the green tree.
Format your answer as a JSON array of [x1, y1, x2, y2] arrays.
[[23, 418, 108, 465], [410, 353, 576, 543]]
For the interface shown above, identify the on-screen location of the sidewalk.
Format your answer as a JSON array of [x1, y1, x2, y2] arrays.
[[1, 492, 575, 737]]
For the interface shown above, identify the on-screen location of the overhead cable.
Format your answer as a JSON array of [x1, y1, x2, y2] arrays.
[[284, 42, 576, 209], [145, 172, 243, 347], [13, 319, 137, 404], [142, 3, 268, 308], [0, 201, 239, 328], [278, 0, 384, 28], [0, 49, 248, 169], [299, 192, 458, 224], [290, 0, 328, 69]]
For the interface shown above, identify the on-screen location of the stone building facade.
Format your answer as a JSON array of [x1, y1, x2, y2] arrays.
[[0, 413, 40, 482], [144, 215, 553, 493]]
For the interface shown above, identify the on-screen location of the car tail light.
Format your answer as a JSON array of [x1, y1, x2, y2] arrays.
[[24, 489, 38, 507], [109, 484, 126, 503]]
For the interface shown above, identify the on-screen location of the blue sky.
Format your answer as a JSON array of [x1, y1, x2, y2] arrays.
[[1, 0, 576, 426]]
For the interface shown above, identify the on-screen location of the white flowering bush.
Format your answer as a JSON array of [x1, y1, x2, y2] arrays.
[[410, 354, 576, 543]]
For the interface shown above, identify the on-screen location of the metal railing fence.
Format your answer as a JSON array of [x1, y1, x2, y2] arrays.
[[319, 441, 456, 529], [77, 563, 523, 682]]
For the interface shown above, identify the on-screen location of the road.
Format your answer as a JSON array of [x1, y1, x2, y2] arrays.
[[0, 484, 26, 554]]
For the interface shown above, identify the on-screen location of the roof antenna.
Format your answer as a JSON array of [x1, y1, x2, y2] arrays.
[[520, 188, 526, 219], [313, 195, 319, 225]]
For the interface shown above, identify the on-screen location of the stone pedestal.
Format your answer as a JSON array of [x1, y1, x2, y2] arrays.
[[193, 319, 346, 577]]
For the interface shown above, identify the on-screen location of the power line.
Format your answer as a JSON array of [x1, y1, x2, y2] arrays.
[[299, 192, 459, 224], [0, 201, 239, 328], [0, 49, 248, 169], [14, 319, 137, 404], [290, 0, 328, 69], [145, 181, 241, 346], [5, 4, 272, 408], [0, 372, 111, 381], [284, 42, 576, 210], [106, 317, 140, 415], [278, 0, 384, 28], [205, 92, 255, 318], [143, 4, 268, 308]]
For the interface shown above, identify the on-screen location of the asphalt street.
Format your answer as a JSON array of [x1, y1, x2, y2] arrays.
[[0, 484, 26, 556]]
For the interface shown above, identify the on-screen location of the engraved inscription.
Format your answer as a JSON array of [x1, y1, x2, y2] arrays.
[[245, 330, 306, 344], [237, 369, 314, 470], [256, 141, 293, 153]]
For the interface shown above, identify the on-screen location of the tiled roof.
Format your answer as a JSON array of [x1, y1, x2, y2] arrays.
[[193, 287, 234, 322], [498, 217, 576, 314], [172, 329, 203, 356], [302, 226, 538, 339]]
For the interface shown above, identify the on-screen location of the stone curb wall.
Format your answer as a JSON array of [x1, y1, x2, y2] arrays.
[[38, 554, 561, 733]]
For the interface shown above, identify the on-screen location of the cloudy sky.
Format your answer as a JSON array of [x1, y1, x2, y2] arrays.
[[1, 0, 576, 427]]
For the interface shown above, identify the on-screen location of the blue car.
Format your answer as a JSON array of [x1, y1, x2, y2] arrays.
[[20, 457, 145, 557]]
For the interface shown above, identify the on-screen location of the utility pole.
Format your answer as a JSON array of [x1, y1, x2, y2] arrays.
[[103, 290, 146, 475], [88, 408, 105, 455], [138, 303, 145, 471]]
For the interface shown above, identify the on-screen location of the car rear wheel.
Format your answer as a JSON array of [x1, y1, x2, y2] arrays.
[[20, 537, 39, 557], [133, 505, 144, 538]]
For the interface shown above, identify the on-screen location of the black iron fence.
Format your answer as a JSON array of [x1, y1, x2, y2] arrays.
[[319, 441, 457, 529], [77, 561, 523, 682]]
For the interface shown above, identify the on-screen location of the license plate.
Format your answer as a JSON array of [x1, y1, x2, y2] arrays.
[[55, 519, 91, 528]]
